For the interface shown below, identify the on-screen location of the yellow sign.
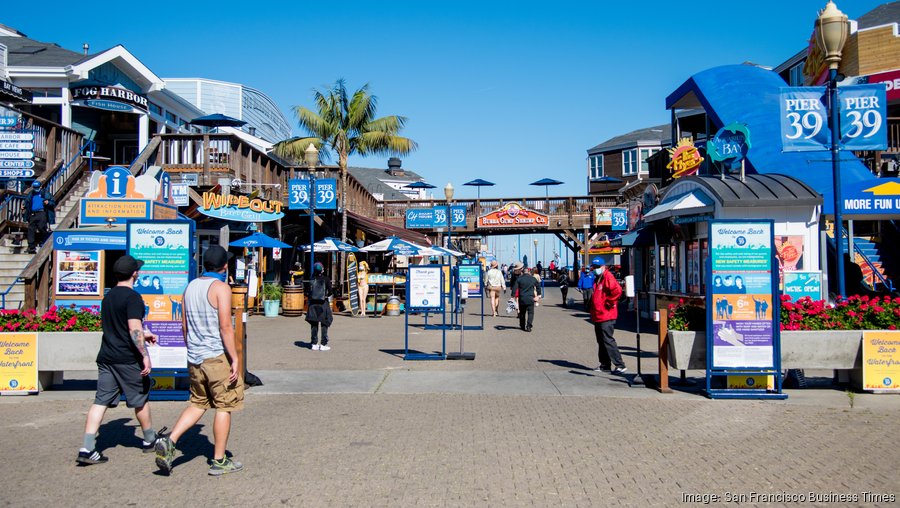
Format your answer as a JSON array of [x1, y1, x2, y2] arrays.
[[667, 138, 704, 179], [862, 331, 900, 392], [0, 333, 38, 394], [727, 375, 774, 390], [151, 376, 175, 390]]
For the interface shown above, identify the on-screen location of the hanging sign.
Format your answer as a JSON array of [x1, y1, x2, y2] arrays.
[[477, 202, 549, 228], [200, 191, 284, 222], [594, 207, 627, 230], [405, 208, 435, 228], [71, 85, 148, 112], [861, 331, 900, 392], [838, 84, 888, 151], [779, 87, 829, 151], [780, 84, 888, 152], [666, 138, 704, 178], [0, 333, 38, 395], [288, 178, 337, 210]]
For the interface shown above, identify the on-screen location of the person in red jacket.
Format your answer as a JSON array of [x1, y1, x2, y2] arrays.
[[589, 258, 626, 374]]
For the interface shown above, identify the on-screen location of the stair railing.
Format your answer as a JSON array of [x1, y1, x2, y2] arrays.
[[0, 277, 24, 310], [833, 226, 895, 293]]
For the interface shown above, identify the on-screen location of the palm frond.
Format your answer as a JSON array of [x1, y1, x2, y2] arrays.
[[356, 132, 418, 156], [271, 137, 327, 164], [347, 85, 377, 131], [294, 106, 337, 141], [363, 115, 408, 136]]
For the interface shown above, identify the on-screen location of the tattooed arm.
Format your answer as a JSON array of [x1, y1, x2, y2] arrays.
[[129, 318, 151, 376]]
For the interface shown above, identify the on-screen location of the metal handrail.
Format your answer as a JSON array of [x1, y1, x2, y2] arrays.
[[834, 227, 894, 292], [0, 277, 24, 310]]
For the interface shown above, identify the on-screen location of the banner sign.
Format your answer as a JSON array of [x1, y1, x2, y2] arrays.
[[477, 202, 549, 228], [407, 266, 443, 311], [53, 230, 126, 251], [0, 333, 37, 394], [782, 271, 822, 302], [780, 84, 888, 152], [127, 220, 192, 370], [594, 207, 627, 230], [433, 206, 448, 228], [457, 264, 482, 298], [71, 85, 148, 112], [200, 191, 284, 222], [288, 178, 337, 210], [861, 331, 900, 392], [709, 221, 777, 369], [0, 78, 32, 103], [55, 250, 101, 296], [405, 208, 435, 228], [840, 178, 900, 215]]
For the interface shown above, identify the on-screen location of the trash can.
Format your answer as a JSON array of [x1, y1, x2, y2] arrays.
[[281, 285, 304, 317], [386, 296, 401, 316]]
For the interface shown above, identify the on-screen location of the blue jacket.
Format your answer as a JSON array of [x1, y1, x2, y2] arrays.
[[577, 271, 595, 290]]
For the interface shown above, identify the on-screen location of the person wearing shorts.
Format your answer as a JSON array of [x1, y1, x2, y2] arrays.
[[155, 245, 244, 476], [77, 255, 161, 466]]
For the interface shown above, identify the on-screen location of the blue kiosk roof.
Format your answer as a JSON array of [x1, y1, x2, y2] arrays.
[[665, 64, 879, 216]]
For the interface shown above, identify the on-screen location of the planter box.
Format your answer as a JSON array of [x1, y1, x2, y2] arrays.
[[667, 330, 864, 371], [38, 332, 102, 390]]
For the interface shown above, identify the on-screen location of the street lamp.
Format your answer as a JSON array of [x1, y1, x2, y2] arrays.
[[444, 182, 454, 254], [533, 238, 539, 271], [816, 0, 850, 298], [305, 143, 319, 284]]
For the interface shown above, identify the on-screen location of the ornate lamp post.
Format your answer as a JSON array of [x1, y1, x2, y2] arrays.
[[816, 1, 850, 298], [305, 143, 319, 283]]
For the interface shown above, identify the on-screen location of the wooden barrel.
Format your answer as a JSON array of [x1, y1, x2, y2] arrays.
[[231, 285, 248, 310], [281, 285, 305, 317]]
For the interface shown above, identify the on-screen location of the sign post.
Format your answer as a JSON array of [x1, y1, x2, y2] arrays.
[[706, 220, 786, 399]]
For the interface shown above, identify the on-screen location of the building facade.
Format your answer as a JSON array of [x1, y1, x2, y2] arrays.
[[585, 124, 670, 196]]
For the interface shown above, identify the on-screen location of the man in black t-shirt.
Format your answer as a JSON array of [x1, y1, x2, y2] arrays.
[[511, 266, 539, 332], [76, 255, 162, 466]]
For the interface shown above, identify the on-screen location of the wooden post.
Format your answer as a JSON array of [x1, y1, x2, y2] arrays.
[[231, 285, 248, 378], [658, 307, 672, 393]]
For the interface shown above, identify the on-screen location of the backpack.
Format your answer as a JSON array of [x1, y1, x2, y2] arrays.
[[310, 278, 327, 301]]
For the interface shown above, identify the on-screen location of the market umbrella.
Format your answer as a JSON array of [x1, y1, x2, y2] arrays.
[[529, 178, 564, 199], [594, 175, 624, 184], [404, 181, 436, 190], [463, 178, 495, 200], [420, 246, 464, 257], [360, 236, 430, 256], [190, 113, 247, 133], [229, 232, 290, 249], [300, 237, 360, 252]]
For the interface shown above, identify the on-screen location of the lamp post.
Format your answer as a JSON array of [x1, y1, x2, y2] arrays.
[[444, 182, 454, 254], [305, 143, 319, 284], [533, 238, 539, 271], [816, 0, 850, 298]]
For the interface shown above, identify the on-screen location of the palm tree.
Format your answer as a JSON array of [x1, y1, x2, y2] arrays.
[[273, 79, 417, 244]]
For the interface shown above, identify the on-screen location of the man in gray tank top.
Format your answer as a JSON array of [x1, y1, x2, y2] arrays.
[[155, 245, 245, 476]]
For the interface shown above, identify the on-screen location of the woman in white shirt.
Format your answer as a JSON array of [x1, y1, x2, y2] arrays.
[[485, 260, 506, 317]]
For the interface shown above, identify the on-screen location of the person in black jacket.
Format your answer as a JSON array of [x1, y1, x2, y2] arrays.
[[306, 262, 333, 351], [23, 181, 56, 253], [557, 269, 569, 307]]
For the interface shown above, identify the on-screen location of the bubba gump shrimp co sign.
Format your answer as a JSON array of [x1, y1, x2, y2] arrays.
[[477, 202, 548, 228]]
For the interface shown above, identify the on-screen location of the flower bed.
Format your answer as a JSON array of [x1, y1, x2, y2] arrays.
[[0, 306, 101, 333]]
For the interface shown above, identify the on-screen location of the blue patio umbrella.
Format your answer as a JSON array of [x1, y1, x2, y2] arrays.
[[190, 113, 247, 133], [529, 178, 564, 198], [360, 236, 429, 256], [594, 176, 624, 184], [404, 180, 436, 189], [229, 232, 290, 249], [300, 237, 360, 253], [463, 178, 495, 200]]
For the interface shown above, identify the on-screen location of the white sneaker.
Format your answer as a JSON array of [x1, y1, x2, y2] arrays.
[[319, 345, 331, 351], [311, 344, 320, 350]]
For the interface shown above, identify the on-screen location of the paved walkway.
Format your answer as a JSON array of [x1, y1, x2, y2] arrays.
[[2, 288, 898, 506]]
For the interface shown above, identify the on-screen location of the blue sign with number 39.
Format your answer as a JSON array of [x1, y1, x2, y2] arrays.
[[288, 178, 337, 210]]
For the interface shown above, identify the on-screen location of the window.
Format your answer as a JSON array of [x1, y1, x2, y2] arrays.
[[165, 112, 177, 124], [149, 102, 162, 116], [640, 148, 659, 174], [788, 63, 805, 86], [589, 155, 604, 180], [622, 149, 637, 176]]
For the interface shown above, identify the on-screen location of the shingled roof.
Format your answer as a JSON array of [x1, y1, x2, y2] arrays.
[[858, 1, 900, 29], [1, 35, 88, 67], [587, 124, 671, 154]]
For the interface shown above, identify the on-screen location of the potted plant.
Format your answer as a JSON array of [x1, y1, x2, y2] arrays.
[[262, 283, 283, 317]]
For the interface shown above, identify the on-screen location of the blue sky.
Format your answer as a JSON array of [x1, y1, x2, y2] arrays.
[[2, 1, 888, 262]]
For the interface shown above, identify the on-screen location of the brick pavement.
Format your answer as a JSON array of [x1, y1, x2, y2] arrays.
[[1, 287, 899, 506]]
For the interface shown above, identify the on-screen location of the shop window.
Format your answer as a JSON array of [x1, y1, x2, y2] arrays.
[[623, 149, 637, 176], [166, 112, 177, 124], [149, 102, 162, 116]]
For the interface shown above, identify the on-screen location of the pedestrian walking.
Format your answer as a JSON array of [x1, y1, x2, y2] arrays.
[[76, 255, 160, 466], [577, 266, 595, 310], [511, 263, 539, 332], [24, 180, 55, 253], [557, 268, 569, 307], [485, 260, 506, 317], [155, 245, 245, 476], [306, 262, 333, 350], [589, 258, 626, 373]]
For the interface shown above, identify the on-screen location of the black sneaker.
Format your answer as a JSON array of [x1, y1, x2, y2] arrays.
[[76, 449, 108, 465], [612, 366, 628, 374], [142, 426, 168, 453], [594, 365, 611, 372]]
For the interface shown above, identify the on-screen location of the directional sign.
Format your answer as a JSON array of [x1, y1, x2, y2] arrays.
[[0, 151, 34, 159], [0, 133, 33, 141], [0, 142, 33, 150], [0, 160, 34, 168], [0, 169, 35, 178], [0, 116, 18, 127]]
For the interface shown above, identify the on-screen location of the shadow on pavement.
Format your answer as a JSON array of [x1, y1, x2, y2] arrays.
[[538, 359, 593, 370], [95, 418, 145, 454], [618, 346, 658, 359], [293, 341, 313, 350], [152, 424, 213, 475], [493, 325, 521, 331]]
